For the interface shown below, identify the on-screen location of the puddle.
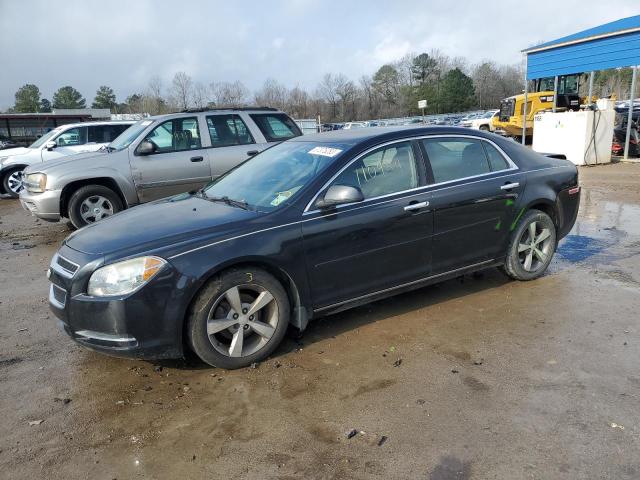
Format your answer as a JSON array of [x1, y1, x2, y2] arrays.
[[555, 193, 640, 267]]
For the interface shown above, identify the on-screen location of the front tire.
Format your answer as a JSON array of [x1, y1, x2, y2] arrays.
[[187, 268, 290, 369], [479, 125, 490, 131], [503, 209, 556, 281], [67, 185, 123, 229], [2, 168, 25, 198]]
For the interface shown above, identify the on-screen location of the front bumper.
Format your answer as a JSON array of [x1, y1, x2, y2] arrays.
[[48, 245, 185, 360], [20, 188, 62, 221]]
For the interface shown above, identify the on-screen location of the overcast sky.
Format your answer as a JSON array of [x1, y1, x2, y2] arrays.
[[0, 0, 637, 109]]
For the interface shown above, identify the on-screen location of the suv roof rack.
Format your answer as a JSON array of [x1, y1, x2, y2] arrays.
[[180, 106, 279, 113]]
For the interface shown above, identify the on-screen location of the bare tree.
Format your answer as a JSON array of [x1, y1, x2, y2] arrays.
[[210, 80, 249, 107], [286, 86, 309, 118], [335, 74, 357, 121], [254, 78, 287, 110], [317, 73, 340, 120], [170, 72, 193, 110], [192, 82, 210, 109]]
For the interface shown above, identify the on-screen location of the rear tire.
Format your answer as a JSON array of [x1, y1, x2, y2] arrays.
[[503, 209, 556, 281], [67, 185, 123, 229], [187, 268, 290, 369], [1, 167, 25, 198]]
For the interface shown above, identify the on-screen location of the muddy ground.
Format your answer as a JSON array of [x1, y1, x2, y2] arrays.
[[1, 163, 640, 480]]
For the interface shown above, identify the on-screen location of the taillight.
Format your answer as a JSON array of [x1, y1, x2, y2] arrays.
[[568, 186, 580, 195]]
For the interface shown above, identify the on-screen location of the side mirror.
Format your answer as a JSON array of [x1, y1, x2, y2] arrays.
[[136, 140, 156, 156], [315, 185, 364, 209], [45, 141, 57, 151]]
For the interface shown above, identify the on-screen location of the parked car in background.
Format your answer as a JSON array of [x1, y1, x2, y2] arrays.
[[0, 135, 20, 150], [47, 126, 580, 368], [321, 123, 344, 132], [20, 108, 302, 228], [461, 110, 500, 131], [0, 121, 134, 198], [343, 122, 367, 129]]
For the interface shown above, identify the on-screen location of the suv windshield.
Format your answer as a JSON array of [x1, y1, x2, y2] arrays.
[[202, 141, 349, 211], [29, 128, 61, 148], [109, 120, 153, 150]]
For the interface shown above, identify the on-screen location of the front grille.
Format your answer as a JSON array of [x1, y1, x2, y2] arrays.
[[56, 255, 79, 276], [50, 284, 67, 308]]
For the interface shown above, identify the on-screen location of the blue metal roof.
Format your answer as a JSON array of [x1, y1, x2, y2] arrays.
[[524, 15, 640, 80]]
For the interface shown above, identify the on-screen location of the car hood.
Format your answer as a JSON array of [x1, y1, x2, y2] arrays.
[[24, 150, 109, 174], [1, 147, 31, 160], [64, 193, 262, 256]]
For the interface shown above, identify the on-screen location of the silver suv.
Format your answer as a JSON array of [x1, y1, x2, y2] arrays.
[[0, 121, 134, 197], [19, 108, 302, 228]]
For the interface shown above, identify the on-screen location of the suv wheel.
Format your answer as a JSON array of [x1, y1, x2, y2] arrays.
[[2, 168, 25, 198], [187, 268, 290, 369], [479, 125, 490, 131], [503, 209, 556, 281], [68, 185, 123, 229]]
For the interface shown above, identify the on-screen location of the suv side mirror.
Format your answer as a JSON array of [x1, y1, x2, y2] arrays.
[[45, 141, 57, 151], [315, 185, 364, 209], [137, 140, 156, 156]]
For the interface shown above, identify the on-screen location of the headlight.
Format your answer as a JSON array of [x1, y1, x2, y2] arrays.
[[25, 173, 47, 193], [88, 256, 166, 296]]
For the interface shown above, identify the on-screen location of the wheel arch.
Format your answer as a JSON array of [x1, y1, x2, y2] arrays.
[[60, 177, 128, 218], [0, 164, 29, 193], [179, 257, 310, 355]]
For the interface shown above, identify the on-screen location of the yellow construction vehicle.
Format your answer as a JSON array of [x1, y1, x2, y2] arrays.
[[492, 74, 582, 138]]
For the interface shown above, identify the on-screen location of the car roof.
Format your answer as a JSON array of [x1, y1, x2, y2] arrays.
[[289, 126, 494, 145], [146, 108, 285, 121], [54, 120, 136, 129]]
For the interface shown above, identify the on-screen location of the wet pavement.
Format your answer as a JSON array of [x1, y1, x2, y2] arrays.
[[1, 163, 640, 479]]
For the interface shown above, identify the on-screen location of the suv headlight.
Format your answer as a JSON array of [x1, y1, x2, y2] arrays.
[[88, 256, 166, 296], [25, 173, 47, 193]]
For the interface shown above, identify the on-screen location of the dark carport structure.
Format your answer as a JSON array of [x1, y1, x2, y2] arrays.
[[521, 15, 640, 159]]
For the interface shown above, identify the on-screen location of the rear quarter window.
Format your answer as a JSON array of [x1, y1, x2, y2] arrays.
[[249, 113, 302, 142]]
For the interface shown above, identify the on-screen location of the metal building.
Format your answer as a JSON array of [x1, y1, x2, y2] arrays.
[[521, 15, 640, 158]]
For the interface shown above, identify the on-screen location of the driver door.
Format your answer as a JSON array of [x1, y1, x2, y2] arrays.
[[41, 126, 91, 161], [130, 116, 212, 202], [301, 141, 433, 308]]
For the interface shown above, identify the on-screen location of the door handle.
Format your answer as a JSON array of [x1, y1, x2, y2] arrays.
[[247, 150, 259, 156], [190, 156, 204, 162], [404, 201, 429, 211], [500, 182, 520, 190]]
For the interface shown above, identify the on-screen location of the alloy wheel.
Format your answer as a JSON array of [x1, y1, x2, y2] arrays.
[[7, 170, 24, 195], [79, 195, 114, 223], [518, 220, 553, 272], [206, 285, 279, 358]]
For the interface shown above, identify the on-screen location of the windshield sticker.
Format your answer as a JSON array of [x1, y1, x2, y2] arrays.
[[308, 146, 342, 157], [270, 190, 294, 207]]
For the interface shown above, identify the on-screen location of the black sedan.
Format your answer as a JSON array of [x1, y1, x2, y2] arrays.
[[48, 127, 580, 369]]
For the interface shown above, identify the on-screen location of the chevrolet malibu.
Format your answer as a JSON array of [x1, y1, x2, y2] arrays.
[[48, 127, 580, 369]]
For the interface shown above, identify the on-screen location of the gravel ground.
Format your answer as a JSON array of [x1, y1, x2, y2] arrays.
[[1, 162, 640, 479]]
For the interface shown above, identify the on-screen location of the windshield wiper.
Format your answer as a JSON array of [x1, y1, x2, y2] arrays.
[[203, 194, 251, 210]]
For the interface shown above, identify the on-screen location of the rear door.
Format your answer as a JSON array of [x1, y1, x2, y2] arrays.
[[420, 136, 523, 274], [302, 140, 433, 308], [205, 114, 263, 178], [130, 116, 211, 202]]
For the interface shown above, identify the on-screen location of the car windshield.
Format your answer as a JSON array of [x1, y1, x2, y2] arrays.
[[202, 141, 349, 212], [108, 120, 153, 150], [29, 129, 61, 148]]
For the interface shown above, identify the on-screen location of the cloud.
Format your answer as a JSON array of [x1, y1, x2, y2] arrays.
[[0, 0, 638, 109]]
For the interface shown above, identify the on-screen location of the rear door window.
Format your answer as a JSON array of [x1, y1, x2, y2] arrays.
[[207, 114, 255, 147], [88, 125, 130, 143], [422, 138, 491, 183], [249, 113, 302, 142], [482, 142, 511, 171]]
